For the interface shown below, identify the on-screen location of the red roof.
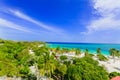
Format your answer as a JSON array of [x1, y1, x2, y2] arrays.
[[111, 76, 120, 80]]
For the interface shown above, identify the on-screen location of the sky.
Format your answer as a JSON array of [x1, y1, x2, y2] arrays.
[[0, 0, 120, 43]]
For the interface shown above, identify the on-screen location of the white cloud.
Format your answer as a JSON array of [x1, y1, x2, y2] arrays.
[[93, 0, 120, 16], [80, 0, 120, 43], [8, 9, 63, 33], [0, 18, 31, 32], [83, 0, 120, 34], [85, 17, 120, 34]]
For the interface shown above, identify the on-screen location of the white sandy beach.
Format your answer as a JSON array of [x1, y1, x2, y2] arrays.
[[93, 54, 120, 73], [98, 58, 120, 73]]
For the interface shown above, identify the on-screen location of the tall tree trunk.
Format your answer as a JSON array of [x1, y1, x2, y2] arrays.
[[62, 75, 64, 80], [35, 64, 40, 80], [53, 75, 59, 80], [114, 56, 115, 63]]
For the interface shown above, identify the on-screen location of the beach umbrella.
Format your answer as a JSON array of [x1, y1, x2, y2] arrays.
[[111, 76, 120, 80]]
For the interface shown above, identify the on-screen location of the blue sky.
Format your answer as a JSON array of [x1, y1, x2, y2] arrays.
[[0, 0, 120, 43]]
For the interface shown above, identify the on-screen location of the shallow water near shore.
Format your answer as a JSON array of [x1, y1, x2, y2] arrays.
[[48, 42, 120, 55]]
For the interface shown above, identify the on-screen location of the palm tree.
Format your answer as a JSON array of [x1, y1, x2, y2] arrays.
[[109, 48, 117, 63], [0, 52, 19, 78], [34, 46, 57, 80], [116, 50, 120, 57], [75, 48, 81, 55], [44, 51, 57, 78], [56, 46, 61, 53], [62, 48, 70, 53], [33, 47, 46, 80], [85, 49, 89, 56], [57, 64, 67, 80], [97, 48, 101, 54], [67, 64, 81, 80], [35, 56, 44, 80]]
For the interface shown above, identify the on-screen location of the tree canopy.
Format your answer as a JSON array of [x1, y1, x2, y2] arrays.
[[0, 39, 117, 80]]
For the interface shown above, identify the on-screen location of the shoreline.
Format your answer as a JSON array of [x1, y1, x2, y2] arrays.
[[48, 43, 120, 56]]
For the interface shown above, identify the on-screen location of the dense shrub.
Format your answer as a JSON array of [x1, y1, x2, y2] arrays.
[[60, 55, 68, 61], [97, 53, 108, 61], [67, 57, 109, 80], [109, 72, 120, 79]]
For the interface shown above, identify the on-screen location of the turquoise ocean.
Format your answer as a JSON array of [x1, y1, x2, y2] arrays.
[[48, 42, 120, 55]]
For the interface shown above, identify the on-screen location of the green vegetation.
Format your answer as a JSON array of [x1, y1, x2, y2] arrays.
[[75, 48, 81, 55], [67, 56, 109, 80], [0, 39, 118, 80], [96, 48, 108, 61], [60, 55, 68, 61], [97, 48, 101, 54], [109, 48, 120, 62], [109, 48, 120, 57], [97, 53, 108, 61], [0, 39, 44, 79], [109, 72, 120, 79], [85, 49, 89, 56]]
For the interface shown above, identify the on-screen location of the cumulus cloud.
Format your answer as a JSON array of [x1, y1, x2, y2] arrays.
[[83, 0, 120, 34]]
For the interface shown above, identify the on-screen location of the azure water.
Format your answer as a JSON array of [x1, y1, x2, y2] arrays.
[[48, 42, 120, 55]]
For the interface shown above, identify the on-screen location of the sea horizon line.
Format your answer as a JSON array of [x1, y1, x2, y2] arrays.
[[47, 42, 120, 45]]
